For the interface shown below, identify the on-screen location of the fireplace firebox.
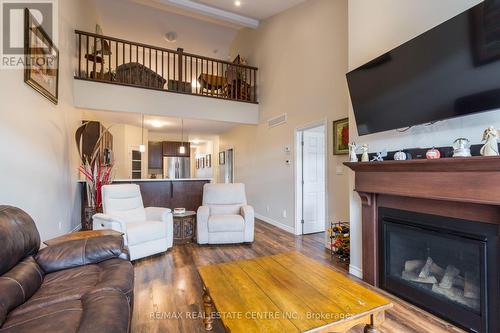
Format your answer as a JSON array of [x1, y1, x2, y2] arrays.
[[379, 207, 499, 333]]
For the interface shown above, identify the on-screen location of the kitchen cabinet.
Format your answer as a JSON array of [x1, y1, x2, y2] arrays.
[[148, 141, 163, 169], [162, 141, 191, 157]]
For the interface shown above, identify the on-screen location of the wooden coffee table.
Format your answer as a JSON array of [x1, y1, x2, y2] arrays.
[[198, 252, 392, 333]]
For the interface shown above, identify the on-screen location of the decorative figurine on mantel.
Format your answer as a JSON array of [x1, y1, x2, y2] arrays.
[[480, 127, 500, 156], [426, 148, 441, 159], [348, 142, 358, 162], [360, 144, 369, 162], [394, 151, 407, 161], [453, 138, 471, 157], [371, 149, 387, 162]]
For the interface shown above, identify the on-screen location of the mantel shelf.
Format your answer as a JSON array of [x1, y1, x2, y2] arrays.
[[344, 155, 500, 173]]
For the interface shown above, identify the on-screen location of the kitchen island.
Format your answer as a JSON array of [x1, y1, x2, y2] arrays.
[[79, 178, 212, 230]]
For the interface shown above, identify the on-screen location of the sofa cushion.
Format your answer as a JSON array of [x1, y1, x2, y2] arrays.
[[126, 221, 167, 245], [102, 184, 146, 223], [8, 258, 133, 318], [0, 257, 44, 327], [35, 235, 125, 273], [202, 183, 247, 206], [209, 204, 241, 216], [208, 215, 245, 232], [0, 206, 40, 275], [0, 290, 130, 333]]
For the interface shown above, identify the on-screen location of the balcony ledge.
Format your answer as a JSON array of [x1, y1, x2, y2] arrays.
[[73, 78, 259, 125]]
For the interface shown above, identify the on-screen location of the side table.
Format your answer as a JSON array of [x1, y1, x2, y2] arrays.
[[173, 211, 196, 244]]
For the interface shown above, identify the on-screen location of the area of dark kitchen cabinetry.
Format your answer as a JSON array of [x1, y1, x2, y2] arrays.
[[162, 141, 191, 157], [148, 141, 163, 169]]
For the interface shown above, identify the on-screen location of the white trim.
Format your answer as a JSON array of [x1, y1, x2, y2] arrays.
[[294, 118, 329, 236], [349, 264, 363, 279], [71, 224, 82, 233], [255, 213, 295, 234], [157, 0, 259, 28]]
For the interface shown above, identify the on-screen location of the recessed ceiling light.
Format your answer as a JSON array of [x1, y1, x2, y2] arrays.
[[234, 1, 241, 7], [164, 31, 177, 43], [150, 120, 165, 128]]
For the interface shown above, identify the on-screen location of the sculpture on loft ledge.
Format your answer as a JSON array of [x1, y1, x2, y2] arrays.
[[480, 126, 500, 156]]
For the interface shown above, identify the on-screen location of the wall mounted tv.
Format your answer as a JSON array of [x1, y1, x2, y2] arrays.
[[347, 1, 500, 136]]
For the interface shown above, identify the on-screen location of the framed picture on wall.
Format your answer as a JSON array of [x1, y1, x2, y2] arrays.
[[333, 118, 349, 155], [196, 158, 199, 169], [219, 151, 225, 165], [201, 157, 205, 169], [24, 8, 59, 104], [206, 154, 212, 168]]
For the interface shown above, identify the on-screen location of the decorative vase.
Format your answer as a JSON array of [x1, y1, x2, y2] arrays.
[[82, 206, 96, 231]]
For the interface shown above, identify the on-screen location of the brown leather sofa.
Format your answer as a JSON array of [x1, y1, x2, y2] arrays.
[[0, 206, 134, 333]]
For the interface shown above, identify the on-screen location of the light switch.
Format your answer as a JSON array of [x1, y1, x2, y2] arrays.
[[336, 165, 344, 175]]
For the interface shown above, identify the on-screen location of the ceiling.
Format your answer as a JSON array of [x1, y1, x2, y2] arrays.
[[192, 0, 308, 20], [82, 109, 238, 137]]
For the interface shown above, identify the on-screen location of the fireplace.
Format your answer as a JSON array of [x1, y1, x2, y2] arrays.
[[379, 207, 499, 333], [344, 156, 500, 333]]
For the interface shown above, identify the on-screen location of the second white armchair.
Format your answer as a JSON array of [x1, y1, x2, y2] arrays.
[[93, 184, 173, 260], [197, 183, 254, 245]]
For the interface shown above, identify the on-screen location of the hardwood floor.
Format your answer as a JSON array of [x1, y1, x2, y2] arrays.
[[131, 220, 465, 333]]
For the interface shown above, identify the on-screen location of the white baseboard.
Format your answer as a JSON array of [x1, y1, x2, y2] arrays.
[[255, 213, 295, 234], [349, 264, 363, 279]]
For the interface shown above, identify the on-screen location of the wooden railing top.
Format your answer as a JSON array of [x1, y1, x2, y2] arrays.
[[74, 30, 258, 71]]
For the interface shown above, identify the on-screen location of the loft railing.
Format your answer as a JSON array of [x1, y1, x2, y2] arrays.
[[74, 30, 258, 103]]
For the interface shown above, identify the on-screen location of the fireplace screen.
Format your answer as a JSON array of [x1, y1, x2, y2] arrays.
[[385, 221, 481, 313], [379, 208, 499, 333]]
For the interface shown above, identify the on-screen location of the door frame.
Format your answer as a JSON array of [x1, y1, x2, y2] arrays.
[[218, 146, 235, 183], [294, 118, 328, 235]]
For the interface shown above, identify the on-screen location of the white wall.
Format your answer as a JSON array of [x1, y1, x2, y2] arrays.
[[0, 0, 97, 240], [194, 141, 215, 179], [108, 124, 149, 179], [221, 0, 350, 237], [347, 0, 500, 278]]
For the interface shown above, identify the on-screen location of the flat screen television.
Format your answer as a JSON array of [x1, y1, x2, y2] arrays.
[[347, 1, 500, 136]]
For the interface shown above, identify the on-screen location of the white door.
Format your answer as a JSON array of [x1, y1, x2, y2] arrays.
[[301, 126, 326, 234]]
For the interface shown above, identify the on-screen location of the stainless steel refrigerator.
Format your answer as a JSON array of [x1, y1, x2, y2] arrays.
[[163, 157, 191, 179]]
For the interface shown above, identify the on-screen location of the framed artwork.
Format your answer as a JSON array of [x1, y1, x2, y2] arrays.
[[201, 157, 205, 169], [206, 154, 212, 168], [24, 8, 59, 104], [196, 158, 199, 169], [219, 151, 225, 165], [333, 118, 349, 155]]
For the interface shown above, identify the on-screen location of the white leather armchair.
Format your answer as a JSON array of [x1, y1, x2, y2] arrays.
[[93, 184, 173, 260], [197, 183, 254, 244]]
